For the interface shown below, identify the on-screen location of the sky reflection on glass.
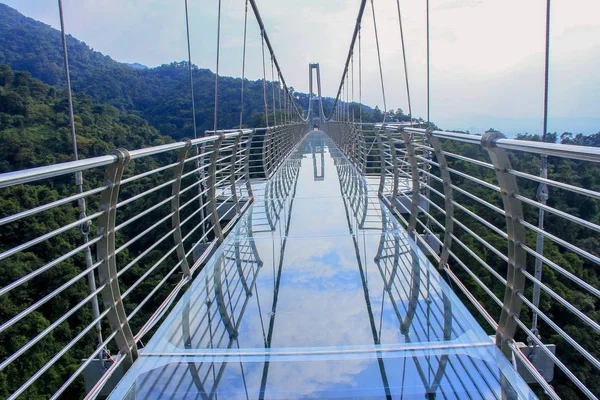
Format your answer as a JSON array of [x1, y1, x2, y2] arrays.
[[109, 132, 536, 399]]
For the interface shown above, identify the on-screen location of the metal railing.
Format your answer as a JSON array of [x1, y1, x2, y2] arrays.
[[325, 121, 600, 399], [0, 123, 307, 399]]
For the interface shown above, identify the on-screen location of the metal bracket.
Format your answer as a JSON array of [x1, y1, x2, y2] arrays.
[[481, 131, 527, 360], [427, 132, 455, 269], [172, 139, 192, 278], [208, 134, 225, 244], [400, 130, 421, 237], [96, 148, 138, 371]]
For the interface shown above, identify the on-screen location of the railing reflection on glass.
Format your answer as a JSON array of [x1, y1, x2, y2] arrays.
[[325, 121, 600, 400]]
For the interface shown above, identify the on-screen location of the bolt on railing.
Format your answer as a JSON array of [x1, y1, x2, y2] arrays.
[[0, 123, 307, 399], [325, 121, 600, 399]]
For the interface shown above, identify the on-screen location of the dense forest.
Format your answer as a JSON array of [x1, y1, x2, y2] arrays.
[[0, 3, 383, 142], [0, 2, 599, 400]]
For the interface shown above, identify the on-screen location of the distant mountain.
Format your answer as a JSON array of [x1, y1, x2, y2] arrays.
[[125, 62, 148, 70], [0, 3, 378, 140]]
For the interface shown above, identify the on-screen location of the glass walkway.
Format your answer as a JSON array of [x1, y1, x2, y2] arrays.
[[109, 131, 536, 399]]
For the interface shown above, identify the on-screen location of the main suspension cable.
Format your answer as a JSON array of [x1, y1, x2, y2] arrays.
[[326, 0, 368, 121], [184, 0, 198, 138], [247, 0, 305, 121]]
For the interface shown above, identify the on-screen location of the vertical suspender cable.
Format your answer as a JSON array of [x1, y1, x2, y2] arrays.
[[213, 0, 223, 132], [351, 53, 355, 122], [426, 0, 430, 126], [57, 0, 103, 350], [261, 33, 270, 127], [532, 0, 551, 336], [185, 0, 198, 139], [396, 0, 412, 125], [277, 73, 283, 125], [239, 0, 249, 128], [359, 26, 363, 124], [271, 57, 277, 126], [370, 0, 388, 124]]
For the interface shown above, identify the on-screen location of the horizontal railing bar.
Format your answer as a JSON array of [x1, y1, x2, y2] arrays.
[[120, 162, 179, 186], [0, 235, 103, 298], [116, 178, 176, 209], [0, 211, 103, 262], [0, 155, 117, 188], [508, 169, 600, 200], [115, 195, 174, 232], [122, 244, 179, 299], [0, 279, 109, 373], [516, 194, 600, 233], [407, 127, 600, 162], [441, 150, 494, 170], [0, 259, 102, 335], [131, 264, 186, 340], [519, 219, 600, 266], [117, 227, 176, 278], [183, 149, 214, 164], [115, 212, 174, 256], [520, 243, 600, 298], [452, 201, 508, 239], [447, 167, 501, 192], [453, 218, 508, 263], [522, 269, 600, 333], [0, 186, 106, 227]]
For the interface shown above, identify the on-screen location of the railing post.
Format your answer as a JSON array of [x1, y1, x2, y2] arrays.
[[230, 132, 242, 215], [427, 131, 455, 270], [481, 131, 527, 360], [245, 130, 255, 198], [208, 134, 225, 244], [96, 148, 138, 370], [171, 139, 192, 278], [400, 130, 421, 237]]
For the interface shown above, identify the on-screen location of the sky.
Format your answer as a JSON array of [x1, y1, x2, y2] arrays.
[[4, 0, 600, 135]]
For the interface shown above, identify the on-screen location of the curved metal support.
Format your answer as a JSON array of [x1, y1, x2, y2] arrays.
[[245, 130, 255, 198], [400, 130, 421, 237], [230, 132, 242, 214], [376, 132, 387, 198], [172, 139, 193, 278], [96, 148, 139, 370], [427, 132, 455, 269], [481, 131, 527, 360], [208, 134, 225, 243]]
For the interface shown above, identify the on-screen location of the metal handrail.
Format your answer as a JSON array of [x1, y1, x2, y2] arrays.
[[325, 121, 600, 400], [0, 123, 307, 399]]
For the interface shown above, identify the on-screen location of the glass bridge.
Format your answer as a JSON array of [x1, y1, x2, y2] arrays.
[[109, 131, 535, 399]]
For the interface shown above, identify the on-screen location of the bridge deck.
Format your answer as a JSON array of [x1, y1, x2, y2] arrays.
[[109, 131, 535, 399]]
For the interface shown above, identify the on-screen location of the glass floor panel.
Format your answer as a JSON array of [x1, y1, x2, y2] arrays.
[[109, 131, 536, 399]]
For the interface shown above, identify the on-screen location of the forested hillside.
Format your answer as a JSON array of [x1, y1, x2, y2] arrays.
[[0, 3, 383, 141], [1, 2, 599, 400]]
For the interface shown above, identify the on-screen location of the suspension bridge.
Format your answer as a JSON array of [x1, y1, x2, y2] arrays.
[[0, 0, 599, 399]]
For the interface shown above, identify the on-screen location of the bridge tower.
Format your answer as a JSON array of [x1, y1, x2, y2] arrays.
[[308, 63, 325, 128]]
